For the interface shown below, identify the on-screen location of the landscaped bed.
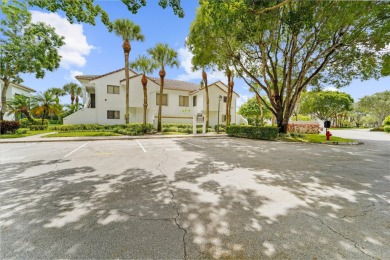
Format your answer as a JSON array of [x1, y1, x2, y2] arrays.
[[43, 131, 122, 137], [279, 134, 355, 143], [0, 129, 53, 139]]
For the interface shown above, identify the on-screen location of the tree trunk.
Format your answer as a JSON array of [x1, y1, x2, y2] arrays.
[[1, 79, 10, 121], [141, 74, 148, 126], [42, 109, 47, 125], [202, 70, 209, 128], [123, 39, 131, 125], [276, 113, 289, 133], [71, 94, 75, 105], [226, 69, 231, 127], [158, 68, 166, 132], [255, 93, 263, 126], [76, 96, 79, 111]]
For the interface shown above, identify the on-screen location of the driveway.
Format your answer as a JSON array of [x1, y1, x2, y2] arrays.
[[330, 128, 390, 142], [0, 137, 389, 259]]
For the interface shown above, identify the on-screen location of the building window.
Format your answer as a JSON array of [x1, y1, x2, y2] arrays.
[[179, 95, 189, 107], [223, 96, 227, 103], [107, 110, 120, 119], [107, 85, 120, 94], [222, 115, 226, 122], [193, 96, 197, 107], [156, 93, 168, 106]]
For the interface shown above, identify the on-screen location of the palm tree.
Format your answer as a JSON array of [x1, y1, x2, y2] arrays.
[[6, 94, 33, 122], [47, 87, 66, 105], [63, 83, 79, 105], [113, 18, 144, 124], [31, 90, 61, 125], [201, 68, 210, 128], [129, 55, 158, 126], [74, 86, 83, 111], [147, 43, 179, 132]]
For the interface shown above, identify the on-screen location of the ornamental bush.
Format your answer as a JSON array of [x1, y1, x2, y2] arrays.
[[383, 115, 390, 126], [0, 120, 20, 134], [287, 123, 321, 134], [19, 118, 49, 128], [30, 125, 48, 130], [226, 125, 278, 140], [48, 123, 154, 135], [384, 126, 390, 133], [161, 123, 212, 133]]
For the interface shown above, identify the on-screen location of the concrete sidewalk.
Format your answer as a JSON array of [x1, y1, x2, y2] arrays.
[[0, 132, 229, 144]]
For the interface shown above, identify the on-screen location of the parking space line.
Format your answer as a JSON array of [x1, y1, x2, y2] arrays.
[[178, 140, 204, 149], [0, 143, 36, 153], [136, 139, 147, 153], [63, 142, 91, 158]]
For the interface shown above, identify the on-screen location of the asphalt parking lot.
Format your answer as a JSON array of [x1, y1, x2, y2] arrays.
[[1, 134, 389, 259]]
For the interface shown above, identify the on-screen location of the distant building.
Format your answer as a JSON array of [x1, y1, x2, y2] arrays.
[[0, 80, 36, 121], [65, 68, 247, 126]]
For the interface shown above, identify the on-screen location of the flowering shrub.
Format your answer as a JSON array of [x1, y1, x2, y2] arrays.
[[288, 123, 321, 134], [0, 120, 20, 134]]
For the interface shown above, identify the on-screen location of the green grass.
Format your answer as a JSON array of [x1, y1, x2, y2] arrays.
[[280, 134, 355, 143], [43, 131, 122, 137], [0, 129, 53, 139]]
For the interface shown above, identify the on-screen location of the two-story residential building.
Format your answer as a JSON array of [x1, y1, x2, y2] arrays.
[[0, 80, 36, 121], [64, 68, 247, 127]]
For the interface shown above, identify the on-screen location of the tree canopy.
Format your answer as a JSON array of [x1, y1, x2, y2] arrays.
[[187, 0, 390, 132], [357, 91, 390, 126], [300, 91, 354, 121], [0, 1, 64, 119], [27, 0, 184, 29]]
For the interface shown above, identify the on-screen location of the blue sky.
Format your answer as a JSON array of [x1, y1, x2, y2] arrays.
[[16, 1, 390, 106]]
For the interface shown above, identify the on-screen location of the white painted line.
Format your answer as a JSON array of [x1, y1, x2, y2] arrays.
[[179, 141, 204, 149], [136, 139, 147, 153], [63, 142, 91, 158], [0, 143, 35, 153]]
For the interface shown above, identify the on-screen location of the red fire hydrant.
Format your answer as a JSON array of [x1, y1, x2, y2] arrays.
[[326, 130, 332, 141]]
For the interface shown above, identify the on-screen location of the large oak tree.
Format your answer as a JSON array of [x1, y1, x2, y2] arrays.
[[188, 0, 390, 133], [0, 1, 64, 120]]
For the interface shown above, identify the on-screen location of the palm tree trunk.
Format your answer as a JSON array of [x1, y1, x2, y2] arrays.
[[141, 74, 148, 126], [158, 68, 166, 132], [1, 79, 10, 120], [125, 53, 130, 124], [71, 94, 75, 105], [202, 70, 209, 128]]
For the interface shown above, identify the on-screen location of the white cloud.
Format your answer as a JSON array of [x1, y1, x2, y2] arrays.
[[324, 86, 338, 91], [236, 94, 250, 110], [31, 11, 94, 69], [176, 47, 227, 84], [65, 70, 83, 82]]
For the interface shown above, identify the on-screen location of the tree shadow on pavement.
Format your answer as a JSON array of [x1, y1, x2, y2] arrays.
[[170, 138, 390, 259]]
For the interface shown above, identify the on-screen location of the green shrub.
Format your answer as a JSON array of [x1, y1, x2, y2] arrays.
[[19, 118, 49, 128], [227, 125, 279, 140], [214, 124, 226, 132], [384, 115, 390, 126], [370, 127, 384, 132], [30, 125, 48, 130], [48, 123, 154, 135], [161, 123, 211, 134], [16, 128, 28, 134], [0, 120, 20, 134], [384, 126, 390, 133]]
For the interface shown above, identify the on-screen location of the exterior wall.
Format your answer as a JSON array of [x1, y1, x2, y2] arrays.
[[0, 82, 34, 121], [63, 108, 97, 124], [156, 88, 194, 123]]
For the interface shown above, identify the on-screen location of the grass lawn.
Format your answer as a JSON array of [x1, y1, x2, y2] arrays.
[[280, 134, 355, 143], [43, 131, 122, 137], [0, 129, 53, 139]]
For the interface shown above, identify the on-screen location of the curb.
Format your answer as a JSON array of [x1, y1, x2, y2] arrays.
[[0, 133, 229, 144], [321, 141, 363, 145]]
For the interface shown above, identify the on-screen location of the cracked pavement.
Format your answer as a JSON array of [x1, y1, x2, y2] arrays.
[[0, 130, 389, 259]]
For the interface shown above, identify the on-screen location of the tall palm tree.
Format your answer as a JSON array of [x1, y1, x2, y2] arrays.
[[31, 90, 61, 125], [47, 87, 66, 105], [129, 55, 158, 125], [201, 68, 210, 128], [74, 86, 83, 111], [63, 83, 79, 105], [6, 94, 33, 122], [113, 18, 144, 124], [147, 43, 179, 132]]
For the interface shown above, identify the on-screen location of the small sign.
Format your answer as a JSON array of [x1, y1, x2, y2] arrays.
[[197, 113, 204, 123]]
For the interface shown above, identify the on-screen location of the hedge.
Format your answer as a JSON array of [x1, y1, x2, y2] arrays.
[[19, 118, 49, 128], [384, 126, 390, 133], [49, 123, 154, 135], [384, 115, 390, 126], [162, 123, 213, 134], [226, 125, 279, 140], [0, 120, 20, 134], [30, 125, 48, 130]]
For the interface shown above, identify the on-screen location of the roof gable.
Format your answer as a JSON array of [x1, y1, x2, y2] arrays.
[[75, 68, 137, 81]]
